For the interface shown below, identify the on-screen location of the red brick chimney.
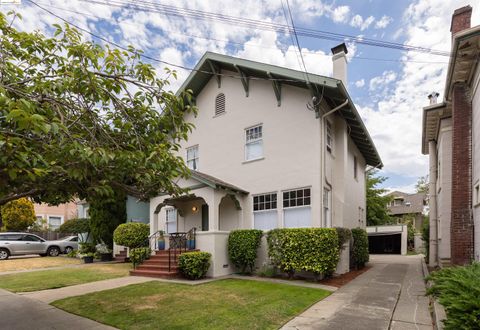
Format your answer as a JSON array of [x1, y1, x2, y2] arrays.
[[450, 5, 474, 265]]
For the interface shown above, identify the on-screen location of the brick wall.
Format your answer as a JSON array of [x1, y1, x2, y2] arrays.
[[451, 83, 474, 265], [450, 6, 472, 35]]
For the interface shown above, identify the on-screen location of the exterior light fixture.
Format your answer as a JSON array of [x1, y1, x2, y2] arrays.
[[192, 206, 198, 213]]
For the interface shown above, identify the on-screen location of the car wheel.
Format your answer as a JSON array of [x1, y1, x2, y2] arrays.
[[65, 247, 73, 254], [47, 247, 60, 257], [0, 249, 9, 260]]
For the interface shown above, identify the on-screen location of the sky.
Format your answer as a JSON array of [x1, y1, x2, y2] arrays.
[[2, 0, 479, 193]]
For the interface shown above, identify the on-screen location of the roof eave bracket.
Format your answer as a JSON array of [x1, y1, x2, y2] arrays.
[[234, 65, 249, 97], [268, 72, 281, 107], [207, 59, 221, 88]]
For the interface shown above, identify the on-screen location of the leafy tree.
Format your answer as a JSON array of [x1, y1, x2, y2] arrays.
[[415, 175, 429, 194], [89, 191, 127, 248], [0, 12, 196, 207], [366, 170, 393, 226], [0, 197, 36, 231]]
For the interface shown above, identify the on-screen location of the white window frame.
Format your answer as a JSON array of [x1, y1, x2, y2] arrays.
[[323, 187, 331, 227], [165, 208, 178, 234], [47, 215, 63, 230], [245, 124, 263, 161], [282, 187, 312, 228], [253, 192, 278, 231], [474, 183, 480, 207], [326, 120, 333, 153], [186, 145, 199, 170]]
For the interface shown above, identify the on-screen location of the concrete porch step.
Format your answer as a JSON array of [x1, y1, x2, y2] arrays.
[[130, 269, 178, 279]]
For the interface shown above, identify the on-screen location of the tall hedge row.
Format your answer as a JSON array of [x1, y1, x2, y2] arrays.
[[351, 228, 369, 269], [267, 228, 339, 277], [228, 229, 263, 273]]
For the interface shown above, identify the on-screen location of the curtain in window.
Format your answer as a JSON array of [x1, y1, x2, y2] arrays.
[[246, 140, 263, 160], [254, 210, 277, 230], [166, 209, 177, 233], [284, 207, 311, 228]]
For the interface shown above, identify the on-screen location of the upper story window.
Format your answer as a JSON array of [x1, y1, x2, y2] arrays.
[[215, 93, 226, 116], [326, 121, 333, 153], [354, 156, 358, 179], [187, 145, 199, 170], [245, 125, 263, 161], [393, 198, 404, 206]]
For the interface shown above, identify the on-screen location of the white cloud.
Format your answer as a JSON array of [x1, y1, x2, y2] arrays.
[[350, 14, 375, 31], [355, 79, 365, 88], [331, 5, 350, 23], [369, 71, 397, 91], [375, 15, 393, 29]]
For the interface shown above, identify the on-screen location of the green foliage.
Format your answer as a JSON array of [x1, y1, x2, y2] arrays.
[[0, 12, 196, 207], [415, 175, 429, 194], [266, 228, 339, 277], [178, 251, 211, 280], [366, 170, 393, 226], [427, 263, 480, 330], [0, 198, 36, 231], [78, 242, 96, 258], [113, 223, 149, 249], [227, 229, 263, 274], [256, 264, 278, 278], [66, 250, 78, 258], [335, 227, 352, 250], [422, 218, 429, 259], [89, 191, 126, 248], [351, 228, 369, 269], [58, 218, 90, 234], [130, 247, 151, 269]]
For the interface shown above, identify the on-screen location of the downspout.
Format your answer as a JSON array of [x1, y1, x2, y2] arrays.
[[320, 99, 349, 227], [428, 140, 439, 267]]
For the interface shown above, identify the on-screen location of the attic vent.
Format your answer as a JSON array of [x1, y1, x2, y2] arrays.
[[215, 93, 225, 116]]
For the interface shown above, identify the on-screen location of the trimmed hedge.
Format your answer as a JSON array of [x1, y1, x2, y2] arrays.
[[58, 218, 90, 234], [351, 228, 369, 269], [178, 251, 211, 280], [113, 223, 150, 249], [130, 247, 151, 269], [228, 229, 263, 273], [427, 263, 480, 330], [335, 227, 352, 250], [267, 228, 339, 277]]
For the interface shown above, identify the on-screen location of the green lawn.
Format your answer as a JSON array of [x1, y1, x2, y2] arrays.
[[52, 279, 330, 330], [0, 263, 131, 292]]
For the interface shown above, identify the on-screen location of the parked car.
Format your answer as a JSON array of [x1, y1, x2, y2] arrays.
[[52, 236, 79, 254], [0, 232, 70, 260]]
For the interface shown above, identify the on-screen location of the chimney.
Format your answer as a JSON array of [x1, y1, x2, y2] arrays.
[[450, 5, 472, 35], [331, 43, 348, 86], [428, 92, 439, 105]]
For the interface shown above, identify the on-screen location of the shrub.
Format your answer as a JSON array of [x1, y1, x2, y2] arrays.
[[1, 198, 36, 231], [130, 247, 151, 269], [351, 228, 369, 269], [228, 229, 263, 274], [178, 251, 211, 280], [422, 218, 429, 259], [427, 263, 480, 330], [267, 228, 339, 278], [89, 192, 126, 249], [113, 223, 150, 249], [78, 242, 96, 258], [58, 218, 90, 234], [335, 227, 352, 250]]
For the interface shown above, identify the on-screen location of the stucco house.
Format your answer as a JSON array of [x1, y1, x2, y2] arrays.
[[140, 43, 382, 278], [386, 191, 427, 232], [422, 5, 480, 266], [34, 202, 78, 231]]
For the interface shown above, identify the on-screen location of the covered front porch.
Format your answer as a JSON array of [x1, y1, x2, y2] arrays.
[[149, 171, 249, 277]]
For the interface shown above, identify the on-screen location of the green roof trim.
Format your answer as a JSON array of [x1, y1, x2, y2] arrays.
[[178, 52, 382, 168]]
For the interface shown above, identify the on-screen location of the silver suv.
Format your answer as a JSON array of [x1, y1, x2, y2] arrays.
[[0, 232, 66, 260]]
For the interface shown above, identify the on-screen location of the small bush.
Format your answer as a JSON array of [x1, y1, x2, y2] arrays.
[[1, 198, 36, 231], [422, 218, 429, 260], [335, 227, 352, 250], [178, 251, 211, 280], [228, 229, 263, 274], [130, 247, 151, 269], [267, 228, 339, 278], [351, 228, 369, 269], [113, 223, 149, 249], [427, 263, 480, 330], [58, 218, 90, 234]]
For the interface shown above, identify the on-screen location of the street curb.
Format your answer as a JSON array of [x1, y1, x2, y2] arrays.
[[421, 257, 446, 330]]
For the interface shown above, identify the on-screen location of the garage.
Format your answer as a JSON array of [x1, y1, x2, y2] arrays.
[[366, 225, 408, 255]]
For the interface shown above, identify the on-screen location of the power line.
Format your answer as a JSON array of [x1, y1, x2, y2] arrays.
[[33, 1, 450, 65], [77, 0, 451, 57]]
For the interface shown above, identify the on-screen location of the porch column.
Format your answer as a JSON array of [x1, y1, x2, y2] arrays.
[[209, 191, 221, 231]]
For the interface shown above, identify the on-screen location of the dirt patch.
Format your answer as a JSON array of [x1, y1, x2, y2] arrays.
[[0, 256, 81, 272], [318, 266, 372, 288]]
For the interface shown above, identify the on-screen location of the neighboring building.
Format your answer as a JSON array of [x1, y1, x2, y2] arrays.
[[77, 196, 149, 224], [34, 202, 78, 231], [148, 44, 382, 277], [386, 191, 427, 232], [421, 5, 480, 266]]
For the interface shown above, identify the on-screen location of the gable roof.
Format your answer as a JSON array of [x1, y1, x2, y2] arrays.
[[386, 191, 426, 215], [178, 52, 382, 168], [191, 171, 248, 194]]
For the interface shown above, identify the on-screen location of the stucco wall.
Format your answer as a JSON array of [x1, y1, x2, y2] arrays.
[[437, 118, 452, 260], [126, 196, 149, 224], [34, 202, 78, 228], [472, 62, 480, 261]]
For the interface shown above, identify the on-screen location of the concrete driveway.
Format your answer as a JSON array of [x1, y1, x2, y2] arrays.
[[282, 254, 433, 330]]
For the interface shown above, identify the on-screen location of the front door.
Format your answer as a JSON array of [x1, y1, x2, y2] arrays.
[[201, 204, 209, 231]]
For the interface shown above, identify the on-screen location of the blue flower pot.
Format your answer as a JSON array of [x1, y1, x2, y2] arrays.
[[157, 240, 165, 250], [187, 239, 195, 250]]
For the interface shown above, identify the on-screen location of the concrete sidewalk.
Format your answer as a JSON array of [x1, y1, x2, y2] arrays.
[[0, 289, 116, 330], [282, 255, 433, 330]]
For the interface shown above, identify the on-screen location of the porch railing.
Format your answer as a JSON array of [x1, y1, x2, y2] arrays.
[[168, 227, 196, 271]]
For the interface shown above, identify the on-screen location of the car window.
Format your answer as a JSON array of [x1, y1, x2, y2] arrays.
[[70, 237, 78, 242], [0, 234, 23, 241], [22, 235, 43, 242]]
